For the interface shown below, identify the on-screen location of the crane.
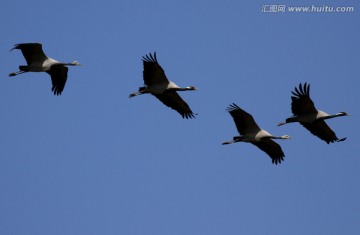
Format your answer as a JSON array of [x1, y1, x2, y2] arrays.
[[223, 103, 291, 165], [278, 83, 349, 143], [129, 52, 197, 119], [9, 43, 81, 95]]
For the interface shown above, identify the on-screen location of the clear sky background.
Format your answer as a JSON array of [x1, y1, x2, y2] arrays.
[[1, 1, 359, 234]]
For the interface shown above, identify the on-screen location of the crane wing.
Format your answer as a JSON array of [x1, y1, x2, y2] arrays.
[[252, 139, 285, 165], [153, 92, 195, 119], [47, 65, 68, 96], [226, 103, 261, 135], [291, 83, 317, 115], [301, 120, 344, 144], [11, 43, 48, 65], [142, 52, 169, 86]]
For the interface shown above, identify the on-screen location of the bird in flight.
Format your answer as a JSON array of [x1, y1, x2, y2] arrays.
[[129, 52, 197, 119], [9, 43, 82, 95], [223, 103, 291, 165], [278, 83, 349, 144]]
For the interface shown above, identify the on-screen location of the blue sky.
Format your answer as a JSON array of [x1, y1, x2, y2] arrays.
[[1, 0, 359, 234]]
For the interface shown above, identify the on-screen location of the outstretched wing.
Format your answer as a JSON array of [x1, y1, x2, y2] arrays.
[[142, 52, 169, 86], [154, 92, 195, 119], [46, 65, 68, 96], [301, 120, 345, 144], [291, 83, 317, 115], [226, 103, 261, 135], [252, 139, 285, 165], [11, 43, 48, 65]]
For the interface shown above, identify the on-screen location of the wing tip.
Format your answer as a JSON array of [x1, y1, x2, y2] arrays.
[[326, 137, 347, 144], [182, 112, 197, 119], [142, 51, 158, 63], [226, 103, 240, 113], [272, 155, 285, 165], [51, 87, 63, 96], [10, 44, 21, 51], [291, 82, 311, 99]]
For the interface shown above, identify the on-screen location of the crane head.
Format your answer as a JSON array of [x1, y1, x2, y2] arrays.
[[70, 61, 82, 66]]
